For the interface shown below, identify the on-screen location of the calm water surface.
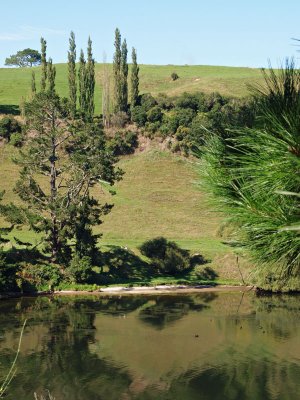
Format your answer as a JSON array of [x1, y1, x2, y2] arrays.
[[0, 291, 299, 400]]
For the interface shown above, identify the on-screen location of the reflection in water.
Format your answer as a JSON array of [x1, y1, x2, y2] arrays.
[[0, 293, 299, 400]]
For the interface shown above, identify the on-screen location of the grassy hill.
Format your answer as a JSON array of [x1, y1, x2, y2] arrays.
[[0, 64, 264, 114], [0, 143, 252, 285]]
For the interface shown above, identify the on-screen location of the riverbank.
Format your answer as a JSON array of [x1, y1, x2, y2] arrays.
[[0, 284, 256, 299]]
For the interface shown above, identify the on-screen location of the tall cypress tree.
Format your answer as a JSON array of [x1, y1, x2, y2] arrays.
[[113, 28, 122, 112], [130, 47, 139, 109], [85, 37, 95, 122], [68, 31, 77, 119], [40, 37, 47, 91], [120, 39, 128, 112], [47, 58, 56, 94], [31, 71, 36, 96], [78, 49, 86, 116]]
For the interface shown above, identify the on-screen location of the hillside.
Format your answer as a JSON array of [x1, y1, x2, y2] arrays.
[[0, 64, 264, 114], [0, 143, 252, 284]]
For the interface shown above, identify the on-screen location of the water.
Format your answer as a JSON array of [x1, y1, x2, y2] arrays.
[[0, 291, 299, 400]]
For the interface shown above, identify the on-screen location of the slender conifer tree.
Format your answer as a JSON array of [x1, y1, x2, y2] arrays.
[[31, 71, 36, 96], [113, 28, 122, 112], [120, 39, 128, 112], [85, 37, 95, 122], [130, 47, 139, 109], [40, 37, 47, 91], [47, 58, 56, 94], [78, 49, 86, 115], [68, 31, 77, 119]]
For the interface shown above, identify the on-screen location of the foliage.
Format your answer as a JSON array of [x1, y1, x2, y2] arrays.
[[140, 237, 192, 275], [120, 39, 128, 112], [14, 92, 122, 264], [130, 47, 139, 109], [0, 117, 22, 141], [201, 60, 300, 282], [0, 254, 18, 292], [40, 38, 47, 91], [108, 131, 138, 155], [131, 106, 147, 127], [171, 72, 179, 81], [67, 254, 93, 283], [17, 263, 62, 291], [68, 31, 77, 119], [110, 111, 129, 128], [5, 49, 41, 67], [113, 28, 122, 113], [9, 132, 23, 147]]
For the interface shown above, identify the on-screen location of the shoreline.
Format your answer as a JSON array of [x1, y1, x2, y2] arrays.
[[0, 285, 256, 299]]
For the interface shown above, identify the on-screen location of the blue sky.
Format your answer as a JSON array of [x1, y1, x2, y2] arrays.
[[0, 0, 299, 68]]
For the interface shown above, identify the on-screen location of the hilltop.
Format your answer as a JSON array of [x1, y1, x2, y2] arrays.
[[0, 64, 264, 114]]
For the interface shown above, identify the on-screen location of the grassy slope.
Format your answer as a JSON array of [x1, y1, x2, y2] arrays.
[[0, 64, 264, 114], [0, 144, 251, 284]]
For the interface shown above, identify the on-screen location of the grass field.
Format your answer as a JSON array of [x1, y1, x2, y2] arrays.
[[0, 63, 264, 114], [0, 143, 252, 284]]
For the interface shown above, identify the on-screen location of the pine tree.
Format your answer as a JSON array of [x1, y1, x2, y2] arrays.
[[113, 28, 122, 112], [85, 37, 95, 122], [40, 37, 47, 91], [130, 47, 139, 109], [31, 71, 36, 96], [78, 49, 87, 115], [47, 58, 56, 94], [120, 39, 128, 112], [68, 31, 77, 119]]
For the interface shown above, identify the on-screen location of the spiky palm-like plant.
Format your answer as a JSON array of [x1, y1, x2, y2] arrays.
[[201, 59, 300, 286]]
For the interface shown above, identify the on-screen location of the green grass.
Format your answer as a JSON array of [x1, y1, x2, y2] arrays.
[[0, 143, 253, 284], [0, 64, 264, 114]]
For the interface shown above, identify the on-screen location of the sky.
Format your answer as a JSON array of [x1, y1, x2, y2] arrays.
[[0, 0, 300, 68]]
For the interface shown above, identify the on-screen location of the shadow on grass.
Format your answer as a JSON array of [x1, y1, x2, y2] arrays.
[[0, 105, 20, 115], [95, 247, 154, 285]]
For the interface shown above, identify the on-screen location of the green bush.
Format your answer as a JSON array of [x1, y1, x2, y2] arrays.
[[10, 132, 23, 147], [171, 72, 179, 81], [139, 237, 191, 275], [108, 131, 138, 155], [131, 106, 147, 127], [140, 93, 157, 111], [0, 117, 22, 141], [18, 263, 62, 291], [146, 106, 163, 123], [67, 254, 93, 283], [0, 253, 18, 292]]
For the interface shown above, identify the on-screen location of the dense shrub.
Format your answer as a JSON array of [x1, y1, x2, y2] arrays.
[[0, 254, 18, 292], [139, 237, 191, 275], [146, 106, 163, 123], [171, 72, 179, 81], [131, 106, 147, 127], [18, 263, 62, 291], [0, 117, 22, 141], [140, 93, 157, 111], [10, 132, 23, 147], [108, 131, 138, 155], [67, 254, 93, 283], [110, 111, 129, 128]]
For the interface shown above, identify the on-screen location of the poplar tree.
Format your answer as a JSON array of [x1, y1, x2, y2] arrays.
[[78, 49, 87, 116], [113, 28, 122, 112], [40, 37, 47, 91], [47, 58, 56, 94], [68, 31, 77, 119], [31, 71, 36, 96], [120, 39, 128, 112], [85, 37, 95, 122], [130, 47, 139, 108]]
